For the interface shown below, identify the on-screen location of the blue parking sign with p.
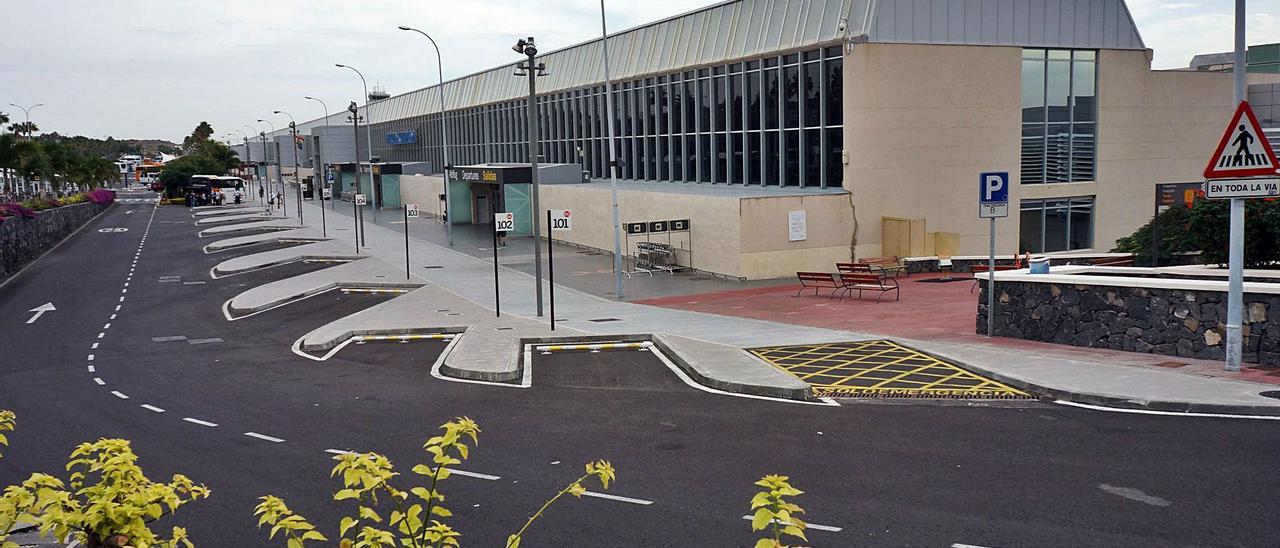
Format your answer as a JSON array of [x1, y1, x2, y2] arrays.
[[979, 172, 1009, 218], [980, 172, 1009, 203]]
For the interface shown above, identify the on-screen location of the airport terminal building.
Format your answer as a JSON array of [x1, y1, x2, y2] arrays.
[[240, 0, 1279, 279]]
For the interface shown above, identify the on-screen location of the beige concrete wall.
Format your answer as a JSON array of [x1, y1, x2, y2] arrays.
[[539, 184, 744, 277], [738, 193, 854, 278], [1093, 50, 1234, 251], [844, 44, 1236, 259], [399, 175, 446, 217], [843, 43, 1023, 259]]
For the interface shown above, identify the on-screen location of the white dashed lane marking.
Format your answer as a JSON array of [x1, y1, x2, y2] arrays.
[[93, 377, 105, 385], [110, 390, 129, 400], [87, 354, 95, 361], [583, 491, 654, 505], [183, 417, 219, 428], [446, 469, 502, 481], [740, 516, 842, 533], [244, 432, 285, 443], [87, 365, 95, 372]]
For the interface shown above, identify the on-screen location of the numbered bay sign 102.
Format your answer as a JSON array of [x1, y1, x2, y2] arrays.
[[494, 212, 515, 232], [550, 209, 572, 231]]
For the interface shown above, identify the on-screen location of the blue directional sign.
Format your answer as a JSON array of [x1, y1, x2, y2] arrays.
[[979, 171, 1009, 218], [385, 131, 418, 145]]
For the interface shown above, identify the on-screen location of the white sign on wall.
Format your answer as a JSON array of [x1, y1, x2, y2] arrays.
[[494, 212, 515, 232], [549, 209, 572, 231], [788, 210, 807, 242]]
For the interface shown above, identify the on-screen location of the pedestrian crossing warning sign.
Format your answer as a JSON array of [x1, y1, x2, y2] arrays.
[[1204, 101, 1280, 180]]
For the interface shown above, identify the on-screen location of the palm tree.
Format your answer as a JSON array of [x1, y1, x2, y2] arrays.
[[0, 112, 9, 133], [7, 121, 37, 138]]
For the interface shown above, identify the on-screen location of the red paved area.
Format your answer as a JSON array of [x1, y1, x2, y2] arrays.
[[635, 273, 1280, 386]]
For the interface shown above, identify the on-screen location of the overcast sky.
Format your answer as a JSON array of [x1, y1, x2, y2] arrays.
[[1, 0, 1277, 143]]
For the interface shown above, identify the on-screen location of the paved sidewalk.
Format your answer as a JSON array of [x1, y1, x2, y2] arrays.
[[256, 199, 1280, 414]]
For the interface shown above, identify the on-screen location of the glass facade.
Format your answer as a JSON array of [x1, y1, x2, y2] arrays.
[[1019, 196, 1094, 253], [370, 45, 845, 189], [1021, 49, 1096, 185]]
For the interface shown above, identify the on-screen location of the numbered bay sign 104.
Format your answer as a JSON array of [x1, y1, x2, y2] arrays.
[[494, 212, 515, 232], [550, 209, 572, 231]]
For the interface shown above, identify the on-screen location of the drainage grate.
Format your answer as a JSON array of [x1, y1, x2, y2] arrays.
[[1152, 361, 1189, 368], [588, 318, 622, 323], [1261, 391, 1280, 400], [423, 265, 445, 269]]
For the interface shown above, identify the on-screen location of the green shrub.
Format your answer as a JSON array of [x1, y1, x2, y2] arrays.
[[1114, 197, 1280, 267]]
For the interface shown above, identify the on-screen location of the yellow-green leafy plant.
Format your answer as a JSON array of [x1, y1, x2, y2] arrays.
[[256, 417, 617, 548], [0, 411, 208, 548], [505, 459, 615, 548], [256, 416, 480, 547], [0, 410, 13, 459], [749, 475, 808, 548]]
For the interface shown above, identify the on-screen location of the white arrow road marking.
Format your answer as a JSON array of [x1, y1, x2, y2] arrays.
[[26, 302, 55, 324]]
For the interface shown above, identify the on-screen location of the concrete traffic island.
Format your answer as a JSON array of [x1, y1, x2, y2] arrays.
[[202, 224, 329, 253], [209, 238, 362, 278], [222, 256, 418, 318], [198, 220, 298, 238], [194, 210, 285, 225], [290, 283, 816, 401]]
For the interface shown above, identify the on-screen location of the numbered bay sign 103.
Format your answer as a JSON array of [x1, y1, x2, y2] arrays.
[[494, 212, 515, 232], [406, 204, 420, 218], [550, 209, 572, 231]]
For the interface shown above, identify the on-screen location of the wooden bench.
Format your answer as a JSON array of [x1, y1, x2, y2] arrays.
[[970, 264, 1018, 292], [861, 256, 909, 278], [1091, 256, 1135, 267], [837, 272, 900, 303], [796, 272, 844, 298], [836, 262, 874, 275]]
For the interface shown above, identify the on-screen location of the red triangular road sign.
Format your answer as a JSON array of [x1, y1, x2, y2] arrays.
[[1204, 101, 1280, 179]]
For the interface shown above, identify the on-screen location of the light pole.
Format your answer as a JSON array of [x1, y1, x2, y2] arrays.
[[7, 103, 42, 139], [347, 101, 366, 249], [243, 125, 263, 199], [232, 130, 254, 199], [514, 37, 547, 317], [8, 103, 42, 195], [1225, 0, 1247, 371], [258, 131, 271, 211], [304, 96, 334, 211], [258, 119, 286, 217], [274, 110, 304, 226], [397, 25, 454, 246], [336, 64, 378, 219], [598, 1, 626, 299]]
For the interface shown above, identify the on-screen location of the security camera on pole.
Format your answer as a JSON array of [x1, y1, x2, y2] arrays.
[[513, 36, 548, 317]]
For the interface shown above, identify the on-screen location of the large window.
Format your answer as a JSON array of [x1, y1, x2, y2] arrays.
[[1022, 49, 1096, 185], [1019, 197, 1094, 253]]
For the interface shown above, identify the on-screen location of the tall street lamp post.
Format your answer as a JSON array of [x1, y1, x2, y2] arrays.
[[232, 131, 254, 198], [336, 64, 378, 220], [258, 119, 285, 217], [243, 125, 263, 198], [304, 96, 334, 211], [274, 110, 304, 226], [7, 103, 42, 139], [258, 131, 270, 211], [347, 101, 366, 249], [513, 37, 547, 317], [397, 25, 454, 246], [598, 1, 626, 299]]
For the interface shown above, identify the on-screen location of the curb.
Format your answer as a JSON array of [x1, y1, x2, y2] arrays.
[[650, 333, 814, 402], [950, 357, 1280, 417]]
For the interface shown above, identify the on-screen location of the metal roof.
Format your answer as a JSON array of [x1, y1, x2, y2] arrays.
[[282, 0, 1146, 137]]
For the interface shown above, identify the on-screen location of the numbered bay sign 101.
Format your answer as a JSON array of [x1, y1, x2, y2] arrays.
[[550, 209, 572, 231], [494, 212, 515, 232]]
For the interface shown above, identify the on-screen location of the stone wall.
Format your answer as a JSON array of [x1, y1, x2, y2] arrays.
[[1, 202, 111, 282], [977, 280, 1280, 364]]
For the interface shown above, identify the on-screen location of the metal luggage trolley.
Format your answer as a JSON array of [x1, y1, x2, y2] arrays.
[[624, 219, 692, 277]]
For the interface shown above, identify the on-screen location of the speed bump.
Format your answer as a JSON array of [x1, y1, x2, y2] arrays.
[[749, 340, 1032, 399]]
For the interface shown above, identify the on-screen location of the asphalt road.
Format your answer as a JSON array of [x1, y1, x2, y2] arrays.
[[2, 193, 1279, 547]]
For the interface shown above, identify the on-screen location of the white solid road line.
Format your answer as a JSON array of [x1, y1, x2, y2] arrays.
[[582, 491, 653, 505], [324, 449, 356, 455], [739, 516, 842, 533], [93, 377, 105, 385], [141, 404, 165, 413], [245, 432, 285, 443], [1053, 400, 1280, 421], [110, 390, 129, 399], [952, 544, 993, 548], [446, 468, 501, 481], [183, 417, 219, 427]]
